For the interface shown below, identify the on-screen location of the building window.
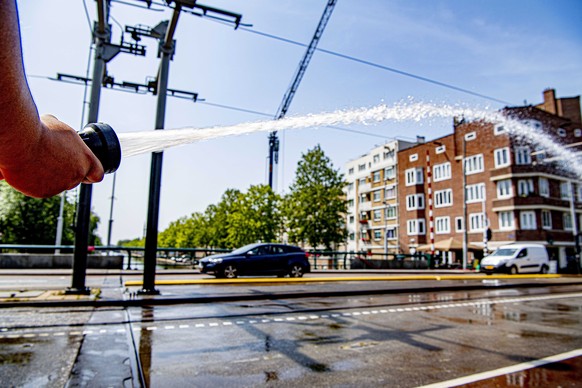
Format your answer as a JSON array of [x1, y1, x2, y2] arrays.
[[524, 119, 542, 130], [541, 210, 552, 230], [406, 194, 425, 210], [409, 153, 418, 162], [348, 168, 354, 175], [407, 219, 426, 236], [384, 166, 396, 180], [373, 230, 382, 240], [359, 193, 367, 203], [349, 233, 355, 241], [465, 154, 484, 175], [359, 178, 366, 186], [497, 179, 513, 198], [347, 182, 354, 192], [384, 149, 395, 161], [386, 228, 397, 240], [435, 216, 450, 234], [385, 206, 397, 219], [373, 154, 380, 164], [557, 128, 567, 137], [436, 145, 446, 154], [373, 209, 382, 221], [434, 189, 453, 208], [358, 164, 366, 172], [349, 215, 355, 224], [515, 146, 532, 165], [469, 213, 485, 231], [520, 211, 537, 230], [575, 128, 582, 137], [539, 178, 550, 197], [466, 183, 485, 203], [455, 217, 464, 232], [385, 185, 396, 199], [373, 190, 381, 202], [494, 148, 511, 168], [517, 179, 534, 197], [494, 124, 506, 135], [465, 132, 477, 141], [560, 182, 571, 200], [373, 171, 381, 183], [348, 199, 354, 208], [563, 213, 573, 231], [498, 211, 515, 230], [405, 168, 423, 186], [433, 162, 451, 182]]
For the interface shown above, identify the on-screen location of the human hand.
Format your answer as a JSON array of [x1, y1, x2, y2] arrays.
[[0, 115, 104, 198]]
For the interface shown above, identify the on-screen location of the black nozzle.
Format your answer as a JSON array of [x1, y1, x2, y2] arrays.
[[78, 123, 122, 174]]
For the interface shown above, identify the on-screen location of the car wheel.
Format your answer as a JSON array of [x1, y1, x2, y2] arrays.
[[289, 265, 304, 278], [540, 265, 549, 274], [223, 265, 238, 279], [510, 266, 518, 275]]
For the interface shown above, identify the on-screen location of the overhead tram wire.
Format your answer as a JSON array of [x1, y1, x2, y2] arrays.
[[206, 21, 514, 106]]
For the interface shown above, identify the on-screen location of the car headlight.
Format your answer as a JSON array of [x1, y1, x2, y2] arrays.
[[209, 258, 223, 263]]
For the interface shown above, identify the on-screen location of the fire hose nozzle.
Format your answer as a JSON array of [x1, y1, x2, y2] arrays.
[[78, 123, 121, 174]]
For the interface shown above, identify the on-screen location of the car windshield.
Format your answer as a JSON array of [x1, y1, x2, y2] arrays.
[[229, 243, 261, 255], [490, 248, 517, 257]]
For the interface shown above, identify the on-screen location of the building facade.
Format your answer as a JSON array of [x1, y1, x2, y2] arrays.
[[344, 139, 416, 254], [396, 89, 582, 270]]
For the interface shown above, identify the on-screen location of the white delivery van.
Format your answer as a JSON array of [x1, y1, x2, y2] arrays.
[[480, 244, 550, 275]]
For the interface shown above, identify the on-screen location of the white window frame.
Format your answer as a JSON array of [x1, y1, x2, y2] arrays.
[[497, 179, 513, 199], [435, 216, 450, 234], [385, 206, 397, 219], [517, 179, 534, 197], [406, 194, 425, 210], [494, 148, 511, 168], [384, 166, 395, 180], [373, 154, 380, 164], [409, 153, 418, 162], [433, 162, 451, 182], [575, 128, 582, 137], [385, 185, 397, 199], [436, 145, 446, 154], [386, 227, 397, 240], [541, 210, 552, 230], [405, 168, 423, 186], [498, 211, 515, 230], [539, 178, 550, 198], [494, 124, 506, 135], [373, 229, 382, 240], [466, 183, 485, 203], [373, 190, 382, 202], [563, 213, 573, 231], [560, 182, 571, 200], [373, 209, 382, 221], [455, 217, 464, 232], [520, 211, 537, 230], [407, 219, 426, 236], [469, 213, 485, 232], [465, 154, 484, 175], [557, 128, 567, 137], [434, 189, 453, 208], [372, 171, 381, 183], [515, 146, 532, 165]]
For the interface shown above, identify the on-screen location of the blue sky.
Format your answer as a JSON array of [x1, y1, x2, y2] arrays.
[[18, 0, 582, 243]]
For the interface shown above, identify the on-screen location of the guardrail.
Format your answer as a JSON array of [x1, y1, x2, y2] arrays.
[[0, 245, 431, 271]]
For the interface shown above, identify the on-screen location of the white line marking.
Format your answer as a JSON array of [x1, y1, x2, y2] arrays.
[[417, 348, 582, 388]]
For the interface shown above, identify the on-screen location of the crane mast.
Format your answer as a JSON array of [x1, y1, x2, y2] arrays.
[[268, 0, 337, 189]]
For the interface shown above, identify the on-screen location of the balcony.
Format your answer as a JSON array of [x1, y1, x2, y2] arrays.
[[359, 201, 372, 211]]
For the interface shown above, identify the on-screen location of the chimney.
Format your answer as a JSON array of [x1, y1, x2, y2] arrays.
[[416, 135, 425, 144], [543, 88, 558, 115]]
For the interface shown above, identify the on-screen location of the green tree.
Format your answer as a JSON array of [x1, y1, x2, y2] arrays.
[[283, 145, 347, 249], [0, 182, 102, 246], [158, 212, 211, 248], [226, 184, 282, 247]]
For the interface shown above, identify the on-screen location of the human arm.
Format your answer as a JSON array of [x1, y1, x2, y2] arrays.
[[0, 1, 104, 198]]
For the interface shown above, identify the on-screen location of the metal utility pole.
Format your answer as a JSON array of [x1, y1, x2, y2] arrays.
[[68, 0, 110, 294], [268, 0, 337, 189], [140, 1, 242, 294]]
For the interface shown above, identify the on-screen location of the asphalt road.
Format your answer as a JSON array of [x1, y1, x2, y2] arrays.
[[0, 271, 581, 387]]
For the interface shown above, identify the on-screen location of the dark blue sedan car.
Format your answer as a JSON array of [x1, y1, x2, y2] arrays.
[[198, 243, 310, 279]]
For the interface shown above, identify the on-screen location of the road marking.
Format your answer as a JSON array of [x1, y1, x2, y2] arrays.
[[417, 348, 582, 388], [2, 292, 580, 340]]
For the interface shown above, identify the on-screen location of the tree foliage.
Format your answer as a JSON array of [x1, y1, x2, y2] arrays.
[[283, 145, 347, 249], [0, 181, 101, 246]]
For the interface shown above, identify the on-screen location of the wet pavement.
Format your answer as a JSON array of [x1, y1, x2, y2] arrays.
[[0, 270, 581, 387]]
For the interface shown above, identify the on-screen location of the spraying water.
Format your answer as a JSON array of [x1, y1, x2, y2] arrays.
[[118, 102, 582, 179]]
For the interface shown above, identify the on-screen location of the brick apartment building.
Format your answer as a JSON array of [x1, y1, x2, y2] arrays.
[[397, 89, 582, 270]]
